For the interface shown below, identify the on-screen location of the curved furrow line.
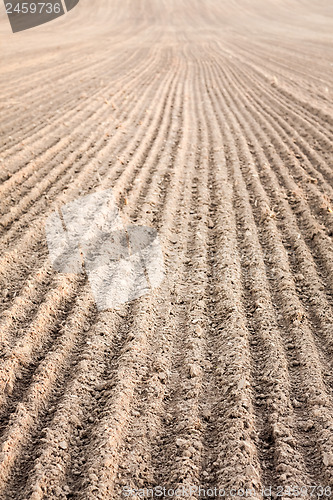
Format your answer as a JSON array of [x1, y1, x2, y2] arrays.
[[0, 40, 107, 94], [16, 61, 188, 499], [0, 47, 161, 217], [222, 40, 333, 129], [225, 39, 333, 110], [0, 51, 176, 368], [0, 52, 180, 412], [0, 40, 137, 120], [0, 49, 172, 297], [0, 58, 183, 496], [221, 61, 333, 288], [0, 273, 84, 411], [231, 55, 333, 145], [219, 58, 333, 328], [201, 56, 318, 490], [202, 54, 284, 493], [0, 50, 170, 334], [127, 56, 213, 495], [0, 291, 97, 499], [0, 45, 150, 163], [0, 50, 127, 148], [224, 58, 333, 191], [214, 39, 333, 141], [208, 57, 333, 484], [0, 46, 145, 177], [91, 67, 197, 497], [75, 62, 191, 499]]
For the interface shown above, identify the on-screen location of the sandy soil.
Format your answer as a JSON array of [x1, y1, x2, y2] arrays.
[[1, 0, 333, 498]]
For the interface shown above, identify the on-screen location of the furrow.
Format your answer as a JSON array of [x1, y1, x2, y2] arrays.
[[208, 56, 333, 484], [75, 60, 190, 499], [0, 49, 172, 305], [0, 48, 162, 223], [0, 51, 179, 414], [219, 57, 333, 351], [0, 46, 155, 190], [0, 49, 184, 496]]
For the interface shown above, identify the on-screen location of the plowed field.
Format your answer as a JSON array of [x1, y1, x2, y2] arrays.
[[1, 0, 333, 498]]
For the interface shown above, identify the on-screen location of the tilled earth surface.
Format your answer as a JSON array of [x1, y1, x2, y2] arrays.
[[1, 0, 333, 498]]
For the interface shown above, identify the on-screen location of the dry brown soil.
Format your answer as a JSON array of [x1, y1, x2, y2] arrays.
[[1, 0, 333, 498]]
